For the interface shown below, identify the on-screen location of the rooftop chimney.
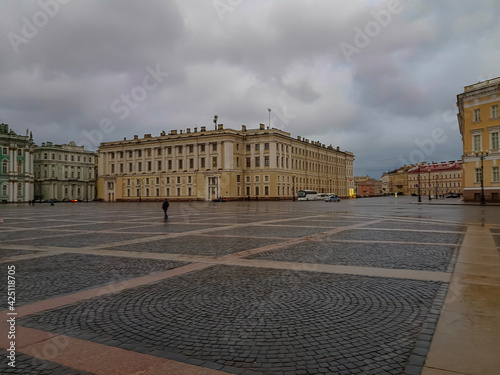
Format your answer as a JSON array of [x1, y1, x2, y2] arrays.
[[218, 124, 223, 130], [134, 135, 138, 140], [259, 123, 265, 130], [242, 125, 247, 131], [187, 128, 191, 133], [201, 126, 206, 132]]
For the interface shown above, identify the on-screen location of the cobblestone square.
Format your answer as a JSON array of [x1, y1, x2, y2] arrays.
[[0, 198, 498, 375]]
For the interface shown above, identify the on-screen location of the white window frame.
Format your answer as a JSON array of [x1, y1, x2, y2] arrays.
[[491, 105, 499, 119], [473, 108, 481, 122]]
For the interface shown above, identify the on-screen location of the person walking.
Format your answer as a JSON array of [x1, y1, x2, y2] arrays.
[[162, 199, 169, 219]]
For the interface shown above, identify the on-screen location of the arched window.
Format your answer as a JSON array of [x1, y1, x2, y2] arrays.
[[1, 184, 7, 196], [2, 160, 7, 174], [17, 161, 23, 174]]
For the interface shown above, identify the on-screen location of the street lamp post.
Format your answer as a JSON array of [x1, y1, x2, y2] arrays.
[[428, 169, 432, 200], [417, 163, 421, 202], [475, 150, 489, 205]]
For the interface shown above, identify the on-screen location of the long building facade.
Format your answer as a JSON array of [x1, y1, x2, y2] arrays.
[[97, 124, 354, 201], [34, 141, 97, 201], [0, 123, 35, 202], [457, 77, 500, 202], [407, 161, 463, 197]]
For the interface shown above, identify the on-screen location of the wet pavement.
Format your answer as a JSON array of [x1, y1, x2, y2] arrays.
[[0, 196, 499, 375]]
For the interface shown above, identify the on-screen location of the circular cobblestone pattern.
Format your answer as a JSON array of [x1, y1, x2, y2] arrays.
[[21, 265, 445, 374]]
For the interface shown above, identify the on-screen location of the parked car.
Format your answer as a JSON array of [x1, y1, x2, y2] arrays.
[[325, 194, 341, 202], [212, 197, 226, 202]]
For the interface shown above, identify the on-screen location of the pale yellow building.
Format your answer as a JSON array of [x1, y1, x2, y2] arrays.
[[97, 124, 354, 201], [457, 77, 500, 202], [381, 166, 412, 195]]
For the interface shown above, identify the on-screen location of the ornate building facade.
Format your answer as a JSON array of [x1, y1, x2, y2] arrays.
[[457, 77, 500, 201], [97, 124, 354, 201], [34, 141, 97, 201], [0, 123, 35, 203], [407, 161, 463, 197]]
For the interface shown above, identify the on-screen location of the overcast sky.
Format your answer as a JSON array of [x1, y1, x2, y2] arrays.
[[1, 0, 499, 178]]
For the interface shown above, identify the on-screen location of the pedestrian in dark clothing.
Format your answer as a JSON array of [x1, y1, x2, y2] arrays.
[[162, 199, 169, 219]]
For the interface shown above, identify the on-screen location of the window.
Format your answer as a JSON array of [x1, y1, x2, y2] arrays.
[[201, 158, 205, 168], [18, 150, 23, 156], [473, 108, 481, 122], [148, 161, 152, 171], [264, 156, 270, 167], [264, 175, 269, 182], [255, 176, 260, 183], [255, 144, 260, 151], [212, 143, 217, 151], [146, 178, 149, 184], [264, 143, 269, 150], [129, 151, 133, 157], [177, 146, 183, 154], [491, 105, 499, 119], [265, 186, 269, 195], [2, 148, 7, 155], [177, 176, 181, 184], [65, 155, 68, 161], [473, 134, 481, 152], [158, 161, 162, 170], [178, 159, 183, 170], [2, 184, 7, 196], [493, 167, 499, 183], [17, 161, 23, 175], [189, 145, 194, 153], [71, 155, 74, 161], [200, 144, 205, 152], [138, 162, 142, 172], [189, 159, 194, 169], [157, 148, 162, 156], [166, 177, 170, 184], [237, 175, 241, 183], [167, 147, 172, 155], [246, 158, 251, 168], [236, 157, 240, 167], [138, 150, 142, 157], [78, 156, 81, 161], [475, 168, 482, 183], [255, 157, 260, 167], [156, 178, 159, 184], [491, 132, 499, 150], [188, 176, 192, 184], [246, 144, 251, 151], [2, 161, 8, 174], [212, 157, 217, 168], [147, 149, 151, 157], [44, 153, 47, 159], [129, 163, 133, 172], [168, 160, 172, 169], [255, 186, 260, 196]]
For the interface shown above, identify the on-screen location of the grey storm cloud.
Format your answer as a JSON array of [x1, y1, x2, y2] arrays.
[[1, 0, 499, 178]]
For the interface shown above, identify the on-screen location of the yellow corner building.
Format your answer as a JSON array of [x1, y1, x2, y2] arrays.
[[457, 77, 500, 202], [97, 124, 354, 202]]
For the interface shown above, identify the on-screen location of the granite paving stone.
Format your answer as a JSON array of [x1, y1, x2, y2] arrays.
[[0, 349, 93, 375], [106, 235, 283, 256], [248, 242, 458, 272], [3, 232, 154, 247], [1, 254, 186, 307], [0, 249, 41, 260], [210, 225, 332, 238], [326, 229, 464, 244], [20, 265, 446, 374]]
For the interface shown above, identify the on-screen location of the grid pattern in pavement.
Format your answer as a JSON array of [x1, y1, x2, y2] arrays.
[[1, 254, 186, 307], [248, 242, 459, 272], [0, 201, 470, 375]]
